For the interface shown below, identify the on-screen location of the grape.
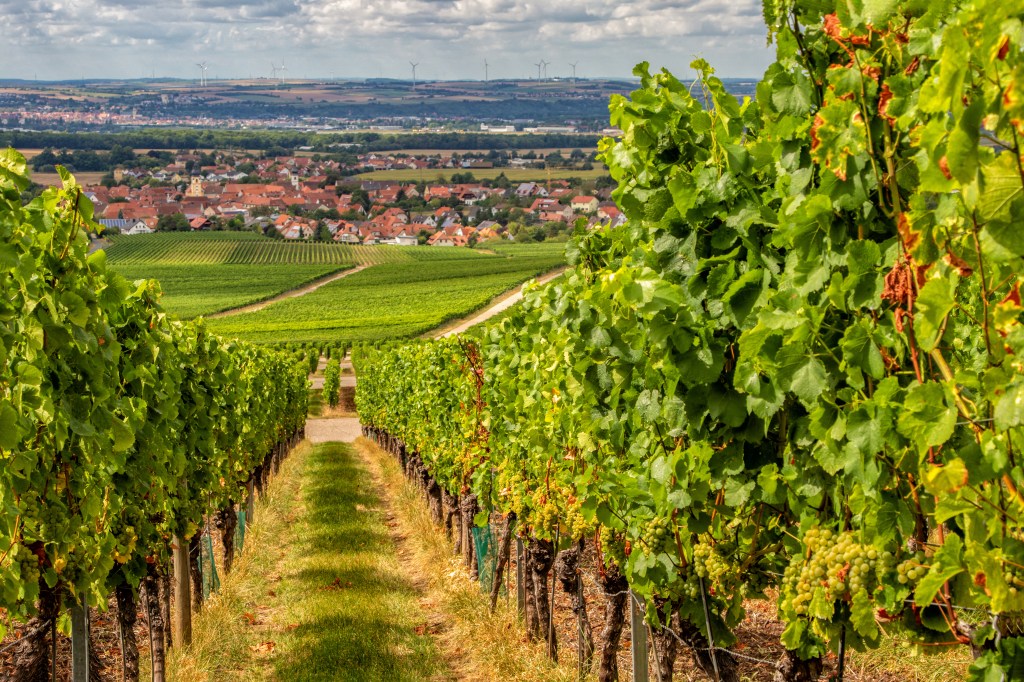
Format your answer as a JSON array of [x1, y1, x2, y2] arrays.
[[781, 528, 887, 621]]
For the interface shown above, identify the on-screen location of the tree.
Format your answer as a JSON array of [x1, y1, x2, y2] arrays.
[[156, 213, 190, 232]]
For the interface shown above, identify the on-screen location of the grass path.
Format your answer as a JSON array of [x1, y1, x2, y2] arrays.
[[169, 441, 449, 682], [206, 265, 370, 319]]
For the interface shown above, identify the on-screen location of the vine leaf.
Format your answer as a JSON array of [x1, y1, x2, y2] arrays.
[[914, 534, 964, 606]]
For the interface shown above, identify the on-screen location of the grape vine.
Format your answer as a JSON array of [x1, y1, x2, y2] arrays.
[[357, 0, 1024, 677], [0, 152, 308, 637]]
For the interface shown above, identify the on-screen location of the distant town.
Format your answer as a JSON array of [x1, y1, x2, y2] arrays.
[[74, 147, 623, 246], [0, 76, 760, 133]]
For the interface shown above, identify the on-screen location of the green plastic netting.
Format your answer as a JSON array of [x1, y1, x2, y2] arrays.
[[198, 532, 221, 599], [473, 521, 510, 595]]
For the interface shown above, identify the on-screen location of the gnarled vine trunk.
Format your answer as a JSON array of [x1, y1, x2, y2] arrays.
[[441, 489, 458, 541], [772, 649, 823, 682], [459, 493, 477, 579], [158, 564, 173, 651], [679, 618, 739, 682], [6, 580, 58, 682], [143, 566, 167, 682], [115, 581, 140, 682], [216, 504, 238, 574], [597, 563, 628, 682], [528, 537, 557, 661], [650, 604, 679, 682], [426, 478, 443, 525], [555, 538, 594, 674], [490, 512, 516, 612]]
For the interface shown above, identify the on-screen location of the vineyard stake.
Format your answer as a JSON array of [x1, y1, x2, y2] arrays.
[[549, 525, 560, 659], [516, 538, 526, 617], [630, 590, 649, 682], [173, 535, 193, 646], [50, 615, 57, 682], [245, 477, 255, 528], [836, 624, 846, 682], [698, 577, 721, 682], [577, 573, 584, 682], [70, 602, 89, 682]]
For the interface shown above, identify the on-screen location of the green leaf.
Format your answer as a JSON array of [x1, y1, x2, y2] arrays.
[[980, 153, 1024, 226], [994, 381, 1024, 431], [897, 382, 956, 453], [914, 534, 964, 606], [111, 419, 135, 454], [923, 458, 968, 494], [913, 277, 956, 352], [850, 589, 879, 640], [790, 357, 828, 406], [840, 322, 885, 380], [0, 243, 18, 270], [0, 402, 21, 450]]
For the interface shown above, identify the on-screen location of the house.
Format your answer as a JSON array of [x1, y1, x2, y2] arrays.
[[124, 220, 155, 235], [570, 195, 599, 214], [394, 229, 419, 246], [515, 182, 547, 198], [189, 216, 210, 231]]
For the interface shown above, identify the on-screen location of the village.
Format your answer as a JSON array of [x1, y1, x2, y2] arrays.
[[81, 148, 626, 246]]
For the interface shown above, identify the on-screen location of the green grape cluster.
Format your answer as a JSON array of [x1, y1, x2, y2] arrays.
[[533, 500, 560, 538], [896, 552, 928, 585], [14, 544, 41, 586], [563, 502, 590, 539], [693, 542, 738, 587], [782, 528, 890, 616], [600, 526, 626, 568], [641, 516, 673, 555]]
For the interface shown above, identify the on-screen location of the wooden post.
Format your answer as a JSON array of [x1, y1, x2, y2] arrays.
[[70, 602, 89, 682], [173, 535, 192, 646], [516, 538, 526, 617], [630, 590, 649, 682], [245, 477, 255, 528]]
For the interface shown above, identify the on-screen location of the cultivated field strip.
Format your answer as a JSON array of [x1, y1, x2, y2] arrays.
[[207, 254, 565, 344], [105, 234, 416, 266]]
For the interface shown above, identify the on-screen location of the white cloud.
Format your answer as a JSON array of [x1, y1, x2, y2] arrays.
[[0, 0, 773, 79]]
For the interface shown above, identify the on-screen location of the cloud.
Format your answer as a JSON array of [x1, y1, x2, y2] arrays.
[[0, 0, 774, 79]]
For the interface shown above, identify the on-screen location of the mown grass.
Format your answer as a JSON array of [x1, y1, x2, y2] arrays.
[[357, 437, 579, 682], [167, 442, 449, 682]]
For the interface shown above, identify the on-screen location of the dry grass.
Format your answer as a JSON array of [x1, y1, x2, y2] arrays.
[[32, 171, 106, 187], [161, 442, 313, 682], [357, 437, 579, 682]]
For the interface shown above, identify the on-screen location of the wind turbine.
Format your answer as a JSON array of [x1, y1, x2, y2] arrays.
[[569, 61, 578, 88], [196, 62, 208, 87], [410, 61, 419, 89], [484, 59, 489, 83], [534, 60, 543, 80], [271, 61, 287, 83]]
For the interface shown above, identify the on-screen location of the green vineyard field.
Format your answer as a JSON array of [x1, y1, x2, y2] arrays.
[[104, 233, 503, 320], [207, 254, 564, 344]]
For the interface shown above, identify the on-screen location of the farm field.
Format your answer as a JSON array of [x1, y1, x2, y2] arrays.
[[206, 253, 564, 343], [354, 167, 609, 182], [33, 171, 106, 186], [105, 232, 499, 319], [115, 263, 348, 319], [104, 232, 428, 266]]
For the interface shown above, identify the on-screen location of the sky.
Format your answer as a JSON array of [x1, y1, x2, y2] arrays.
[[0, 0, 775, 82]]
